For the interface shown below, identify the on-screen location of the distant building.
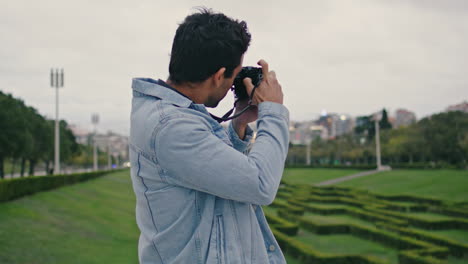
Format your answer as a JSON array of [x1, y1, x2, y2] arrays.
[[68, 124, 91, 145], [68, 124, 129, 162], [446, 101, 468, 113], [289, 121, 324, 145], [388, 116, 396, 128], [288, 112, 354, 145], [395, 109, 417, 128], [317, 113, 354, 139], [95, 132, 129, 161], [289, 121, 309, 145], [335, 114, 354, 137]]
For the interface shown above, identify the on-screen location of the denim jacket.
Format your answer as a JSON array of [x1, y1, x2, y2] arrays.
[[129, 78, 290, 264]]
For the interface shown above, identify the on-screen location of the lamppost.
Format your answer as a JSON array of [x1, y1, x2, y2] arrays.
[[373, 113, 382, 171], [306, 128, 312, 166], [91, 113, 99, 171], [51, 68, 64, 174], [107, 139, 112, 170]]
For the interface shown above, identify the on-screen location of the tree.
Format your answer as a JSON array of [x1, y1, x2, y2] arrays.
[[26, 108, 53, 175], [380, 108, 392, 130], [460, 132, 468, 165], [355, 115, 373, 138], [0, 92, 32, 178], [0, 92, 80, 177], [418, 112, 468, 165]]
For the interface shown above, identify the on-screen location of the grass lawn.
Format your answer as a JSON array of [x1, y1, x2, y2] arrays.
[[0, 170, 139, 264], [295, 229, 399, 263], [282, 168, 363, 185], [337, 169, 468, 202]]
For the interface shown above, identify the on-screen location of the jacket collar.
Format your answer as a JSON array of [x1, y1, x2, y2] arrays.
[[131, 78, 193, 108]]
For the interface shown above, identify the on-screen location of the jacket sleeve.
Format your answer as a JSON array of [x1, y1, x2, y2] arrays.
[[155, 102, 290, 205], [226, 122, 254, 153]]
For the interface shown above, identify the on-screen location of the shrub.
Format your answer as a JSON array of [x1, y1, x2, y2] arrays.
[[0, 170, 123, 202], [264, 211, 299, 236], [272, 228, 388, 264]]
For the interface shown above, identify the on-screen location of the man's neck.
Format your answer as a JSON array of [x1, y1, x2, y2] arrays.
[[166, 79, 209, 105]]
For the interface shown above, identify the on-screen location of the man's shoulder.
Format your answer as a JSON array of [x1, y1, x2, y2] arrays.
[[132, 97, 211, 132]]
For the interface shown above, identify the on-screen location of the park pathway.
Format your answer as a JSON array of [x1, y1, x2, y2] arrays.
[[315, 169, 381, 186]]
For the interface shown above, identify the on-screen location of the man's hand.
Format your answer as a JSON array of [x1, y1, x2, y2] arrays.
[[233, 59, 283, 140], [243, 59, 283, 105], [232, 99, 258, 140]]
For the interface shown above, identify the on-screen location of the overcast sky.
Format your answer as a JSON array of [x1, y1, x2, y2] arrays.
[[1, 0, 467, 135]]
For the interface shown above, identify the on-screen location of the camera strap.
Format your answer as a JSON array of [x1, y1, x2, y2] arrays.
[[210, 85, 258, 123]]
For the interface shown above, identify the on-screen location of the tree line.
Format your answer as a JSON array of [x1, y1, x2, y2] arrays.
[[0, 91, 79, 178], [287, 110, 468, 169]]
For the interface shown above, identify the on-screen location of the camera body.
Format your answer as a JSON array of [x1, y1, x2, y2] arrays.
[[232, 67, 263, 100]]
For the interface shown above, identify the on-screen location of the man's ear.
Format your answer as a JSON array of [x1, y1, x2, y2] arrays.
[[212, 67, 226, 87]]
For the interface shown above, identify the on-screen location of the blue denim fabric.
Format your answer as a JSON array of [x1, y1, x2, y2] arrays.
[[129, 78, 290, 264]]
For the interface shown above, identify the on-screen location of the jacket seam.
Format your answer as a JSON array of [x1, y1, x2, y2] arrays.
[[250, 205, 256, 263], [136, 152, 164, 263], [229, 201, 246, 264], [137, 153, 159, 234], [130, 143, 156, 160], [150, 102, 170, 182], [194, 192, 203, 264]]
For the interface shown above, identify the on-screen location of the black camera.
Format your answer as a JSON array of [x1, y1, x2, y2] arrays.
[[232, 67, 263, 100]]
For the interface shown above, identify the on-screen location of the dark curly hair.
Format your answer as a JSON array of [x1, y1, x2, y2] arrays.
[[168, 8, 251, 84]]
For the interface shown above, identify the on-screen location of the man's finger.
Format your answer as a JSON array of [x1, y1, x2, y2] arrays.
[[258, 59, 269, 78], [243, 77, 254, 96]]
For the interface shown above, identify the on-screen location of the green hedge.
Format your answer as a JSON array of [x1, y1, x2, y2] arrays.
[[299, 218, 350, 235], [0, 170, 121, 202], [389, 163, 466, 170], [304, 190, 426, 215], [373, 208, 468, 231], [276, 191, 292, 200], [294, 199, 407, 227], [285, 164, 377, 170], [264, 212, 299, 236], [431, 207, 468, 219], [275, 182, 467, 262], [305, 195, 364, 207], [375, 194, 444, 206], [272, 228, 388, 264], [305, 184, 444, 207], [290, 200, 348, 215], [382, 224, 468, 257], [271, 199, 289, 209], [398, 251, 446, 264], [278, 208, 305, 222], [299, 218, 443, 253]]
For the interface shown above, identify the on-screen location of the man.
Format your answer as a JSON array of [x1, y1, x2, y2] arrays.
[[130, 8, 289, 264]]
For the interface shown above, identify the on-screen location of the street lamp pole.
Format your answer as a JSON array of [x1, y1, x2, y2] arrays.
[[374, 119, 382, 170], [92, 114, 99, 171], [51, 68, 64, 175], [107, 140, 112, 170]]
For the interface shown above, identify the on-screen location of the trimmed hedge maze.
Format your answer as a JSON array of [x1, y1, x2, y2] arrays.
[[265, 181, 468, 264]]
